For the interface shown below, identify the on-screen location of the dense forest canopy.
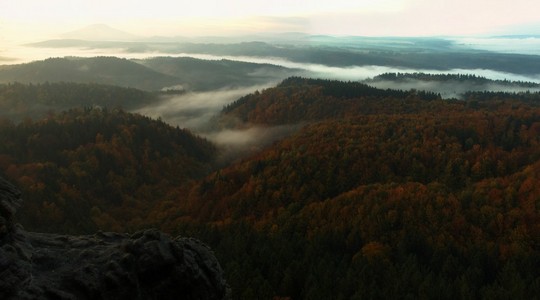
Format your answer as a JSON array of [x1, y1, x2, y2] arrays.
[[0, 108, 215, 233], [219, 77, 442, 127], [161, 80, 540, 298], [0, 82, 158, 121], [1, 77, 540, 298]]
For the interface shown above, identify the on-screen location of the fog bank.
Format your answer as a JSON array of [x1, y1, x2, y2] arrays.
[[204, 124, 303, 164], [134, 84, 273, 130], [453, 37, 540, 56], [168, 53, 540, 83], [367, 79, 540, 99]]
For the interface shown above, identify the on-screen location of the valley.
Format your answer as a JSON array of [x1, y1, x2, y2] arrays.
[[1, 72, 540, 298], [3, 1, 540, 298]]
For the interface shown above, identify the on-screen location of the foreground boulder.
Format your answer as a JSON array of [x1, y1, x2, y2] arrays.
[[0, 177, 229, 299]]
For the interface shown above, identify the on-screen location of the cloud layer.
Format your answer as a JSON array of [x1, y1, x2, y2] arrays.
[[134, 85, 273, 130]]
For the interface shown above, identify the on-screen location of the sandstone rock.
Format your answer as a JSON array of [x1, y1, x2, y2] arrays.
[[0, 177, 229, 299]]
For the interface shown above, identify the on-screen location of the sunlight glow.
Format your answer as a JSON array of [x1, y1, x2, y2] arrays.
[[0, 0, 538, 42]]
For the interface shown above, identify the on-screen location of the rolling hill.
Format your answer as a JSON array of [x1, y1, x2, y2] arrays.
[[0, 108, 216, 233], [0, 56, 295, 92], [134, 56, 295, 91], [365, 73, 540, 99], [2, 78, 540, 298], [0, 57, 179, 91], [153, 78, 540, 298], [0, 82, 158, 121], [27, 37, 540, 75]]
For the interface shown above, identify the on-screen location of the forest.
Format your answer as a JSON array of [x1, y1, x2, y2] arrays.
[[0, 107, 215, 233], [0, 82, 158, 121], [368, 73, 540, 88], [28, 37, 540, 75], [0, 56, 294, 92], [2, 78, 540, 298]]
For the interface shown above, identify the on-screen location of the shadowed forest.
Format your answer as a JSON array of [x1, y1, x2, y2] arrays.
[[1, 75, 540, 298], [3, 0, 540, 296]]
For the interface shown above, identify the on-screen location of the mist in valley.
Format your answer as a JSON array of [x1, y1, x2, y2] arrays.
[[205, 124, 304, 164], [142, 52, 540, 83], [130, 53, 540, 162], [4, 3, 540, 298], [4, 34, 540, 165], [133, 84, 304, 163], [366, 78, 540, 99], [134, 84, 273, 130], [452, 37, 540, 56]]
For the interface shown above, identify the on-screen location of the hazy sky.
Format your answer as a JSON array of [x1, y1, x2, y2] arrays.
[[1, 0, 539, 42]]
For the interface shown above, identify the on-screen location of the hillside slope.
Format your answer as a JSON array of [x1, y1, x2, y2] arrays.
[[3, 78, 540, 298], [0, 82, 158, 121], [217, 77, 442, 127], [0, 57, 179, 91], [153, 79, 540, 299], [135, 57, 293, 91], [0, 56, 295, 92], [0, 108, 216, 233]]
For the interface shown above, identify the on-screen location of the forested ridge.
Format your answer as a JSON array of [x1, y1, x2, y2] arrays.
[[0, 56, 293, 92], [0, 82, 158, 121], [0, 108, 215, 233], [158, 102, 540, 298], [134, 56, 293, 91], [219, 77, 442, 127], [369, 72, 540, 88], [0, 57, 180, 91], [2, 77, 540, 298], [168, 78, 540, 298], [25, 38, 540, 75]]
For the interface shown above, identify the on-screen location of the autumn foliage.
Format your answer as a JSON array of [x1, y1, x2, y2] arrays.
[[162, 78, 540, 298], [2, 78, 540, 298], [0, 107, 215, 233]]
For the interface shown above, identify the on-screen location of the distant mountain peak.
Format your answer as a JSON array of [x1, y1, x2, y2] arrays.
[[60, 24, 139, 41]]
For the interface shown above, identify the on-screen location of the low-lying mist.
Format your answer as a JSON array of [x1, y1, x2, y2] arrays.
[[452, 37, 540, 56], [132, 52, 540, 163], [168, 53, 540, 83], [134, 84, 273, 130], [204, 125, 303, 164], [134, 84, 303, 164], [367, 79, 540, 99], [133, 60, 540, 165]]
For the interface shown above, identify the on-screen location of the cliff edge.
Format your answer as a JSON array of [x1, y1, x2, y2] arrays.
[[0, 176, 229, 299]]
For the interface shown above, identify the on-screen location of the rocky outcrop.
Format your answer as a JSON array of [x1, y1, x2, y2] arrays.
[[0, 176, 229, 299]]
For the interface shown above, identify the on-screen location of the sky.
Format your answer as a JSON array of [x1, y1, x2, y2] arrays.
[[1, 0, 540, 43]]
